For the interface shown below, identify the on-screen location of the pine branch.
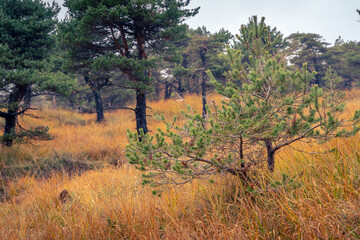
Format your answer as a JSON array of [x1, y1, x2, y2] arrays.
[[273, 123, 322, 152]]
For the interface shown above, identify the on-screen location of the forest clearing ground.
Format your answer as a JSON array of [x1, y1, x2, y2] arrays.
[[0, 92, 360, 239]]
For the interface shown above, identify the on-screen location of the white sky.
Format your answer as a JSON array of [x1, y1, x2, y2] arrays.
[[186, 0, 360, 44], [52, 0, 359, 44]]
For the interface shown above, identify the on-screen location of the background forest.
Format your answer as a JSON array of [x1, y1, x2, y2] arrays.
[[0, 0, 360, 239]]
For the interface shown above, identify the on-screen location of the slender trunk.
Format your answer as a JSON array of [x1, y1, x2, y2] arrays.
[[2, 86, 27, 147], [135, 34, 149, 138], [177, 78, 183, 97], [164, 81, 172, 99], [52, 95, 56, 108], [92, 89, 105, 123], [265, 139, 275, 172], [239, 136, 244, 160], [201, 70, 207, 118], [84, 75, 105, 123], [200, 50, 207, 118], [135, 89, 148, 136]]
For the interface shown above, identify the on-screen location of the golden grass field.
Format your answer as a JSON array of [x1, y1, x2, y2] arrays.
[[0, 92, 360, 239]]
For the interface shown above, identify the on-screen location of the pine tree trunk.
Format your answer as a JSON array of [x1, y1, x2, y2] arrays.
[[201, 70, 207, 118], [177, 78, 183, 97], [239, 136, 244, 160], [200, 50, 207, 118], [164, 81, 172, 99], [135, 89, 148, 135], [265, 139, 275, 172], [84, 75, 105, 123], [3, 114, 17, 147], [92, 89, 105, 123], [135, 35, 149, 138], [2, 86, 27, 147]]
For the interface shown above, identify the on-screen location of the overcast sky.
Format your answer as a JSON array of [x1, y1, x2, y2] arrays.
[[186, 0, 359, 44], [53, 0, 359, 44]]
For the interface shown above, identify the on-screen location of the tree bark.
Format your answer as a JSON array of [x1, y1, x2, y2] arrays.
[[85, 75, 105, 123], [164, 81, 172, 99], [200, 49, 208, 118], [135, 89, 148, 135], [239, 136, 244, 160], [92, 89, 105, 123], [134, 33, 149, 138], [201, 70, 207, 118], [3, 114, 17, 147], [265, 139, 275, 172], [177, 78, 183, 97], [2, 86, 27, 147]]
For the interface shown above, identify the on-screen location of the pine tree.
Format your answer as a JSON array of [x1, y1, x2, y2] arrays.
[[324, 41, 360, 88], [0, 0, 75, 146], [62, 0, 198, 134], [285, 33, 330, 86], [126, 16, 360, 192]]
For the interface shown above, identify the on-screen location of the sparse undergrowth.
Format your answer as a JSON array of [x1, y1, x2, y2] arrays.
[[0, 93, 360, 239]]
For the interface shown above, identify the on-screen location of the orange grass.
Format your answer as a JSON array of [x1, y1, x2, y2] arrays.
[[0, 92, 360, 239]]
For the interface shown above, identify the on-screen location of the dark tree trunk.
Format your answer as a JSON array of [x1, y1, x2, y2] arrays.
[[92, 89, 105, 123], [239, 136, 244, 160], [265, 139, 275, 172], [177, 78, 183, 97], [2, 86, 27, 147], [164, 81, 172, 99], [201, 70, 207, 118], [3, 114, 17, 147], [135, 89, 148, 135], [85, 75, 105, 123], [200, 50, 208, 118]]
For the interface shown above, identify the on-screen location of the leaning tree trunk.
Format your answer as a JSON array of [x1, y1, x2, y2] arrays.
[[265, 139, 275, 172], [92, 89, 105, 123], [135, 89, 148, 136], [3, 86, 27, 147]]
